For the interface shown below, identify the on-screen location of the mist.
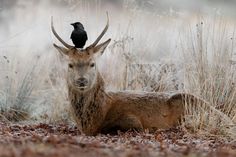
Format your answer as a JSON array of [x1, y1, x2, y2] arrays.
[[1, 0, 236, 57]]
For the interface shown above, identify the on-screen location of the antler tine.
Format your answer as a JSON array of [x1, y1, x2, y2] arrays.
[[51, 16, 74, 49], [88, 12, 109, 48]]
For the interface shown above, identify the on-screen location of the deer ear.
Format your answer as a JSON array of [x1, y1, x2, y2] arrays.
[[93, 39, 111, 56], [53, 43, 69, 56]]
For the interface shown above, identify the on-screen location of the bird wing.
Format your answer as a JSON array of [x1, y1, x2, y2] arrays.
[[84, 31, 88, 41], [70, 30, 88, 48], [70, 30, 87, 40]]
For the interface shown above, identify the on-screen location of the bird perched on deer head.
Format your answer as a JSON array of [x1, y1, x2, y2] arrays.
[[70, 22, 88, 49]]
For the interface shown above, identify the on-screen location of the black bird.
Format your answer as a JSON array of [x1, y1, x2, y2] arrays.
[[70, 22, 88, 48]]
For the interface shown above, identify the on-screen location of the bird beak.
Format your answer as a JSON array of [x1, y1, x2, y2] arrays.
[[71, 23, 75, 26]]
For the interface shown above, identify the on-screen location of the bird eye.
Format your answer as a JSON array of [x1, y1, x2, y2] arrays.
[[90, 63, 95, 67], [68, 64, 73, 68]]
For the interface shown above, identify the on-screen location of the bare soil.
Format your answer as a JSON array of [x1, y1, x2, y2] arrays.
[[0, 122, 235, 157]]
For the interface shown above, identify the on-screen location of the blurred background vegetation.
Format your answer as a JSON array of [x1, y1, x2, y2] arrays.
[[0, 0, 235, 138]]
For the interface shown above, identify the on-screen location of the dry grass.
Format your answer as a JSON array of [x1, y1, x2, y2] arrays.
[[0, 1, 235, 140], [180, 17, 236, 138]]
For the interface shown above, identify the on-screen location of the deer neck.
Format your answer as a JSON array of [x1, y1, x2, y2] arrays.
[[68, 72, 106, 134]]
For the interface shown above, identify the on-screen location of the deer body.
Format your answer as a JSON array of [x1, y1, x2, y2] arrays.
[[102, 91, 184, 133], [68, 71, 184, 135], [51, 15, 185, 135]]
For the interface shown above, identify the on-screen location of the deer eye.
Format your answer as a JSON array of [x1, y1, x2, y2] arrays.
[[90, 63, 95, 67], [68, 64, 73, 68]]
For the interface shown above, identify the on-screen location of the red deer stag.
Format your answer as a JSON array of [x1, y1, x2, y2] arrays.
[[51, 14, 189, 135]]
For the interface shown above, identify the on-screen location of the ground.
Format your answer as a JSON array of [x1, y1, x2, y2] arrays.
[[0, 122, 236, 157]]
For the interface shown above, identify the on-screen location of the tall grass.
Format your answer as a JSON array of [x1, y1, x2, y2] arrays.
[[180, 17, 236, 138], [0, 1, 235, 138], [0, 53, 44, 121]]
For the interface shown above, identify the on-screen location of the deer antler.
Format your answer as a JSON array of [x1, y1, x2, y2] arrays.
[[88, 12, 109, 48], [51, 16, 74, 49]]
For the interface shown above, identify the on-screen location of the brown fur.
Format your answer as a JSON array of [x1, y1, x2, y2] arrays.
[[67, 70, 186, 135], [69, 74, 184, 135], [53, 42, 191, 136], [51, 17, 191, 135]]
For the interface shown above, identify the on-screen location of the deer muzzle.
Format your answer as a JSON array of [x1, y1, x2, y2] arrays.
[[75, 77, 89, 88]]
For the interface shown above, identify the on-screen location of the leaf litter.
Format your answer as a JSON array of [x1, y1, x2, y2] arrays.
[[0, 122, 235, 157]]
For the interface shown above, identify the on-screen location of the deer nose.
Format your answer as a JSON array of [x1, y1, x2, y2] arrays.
[[76, 78, 88, 87]]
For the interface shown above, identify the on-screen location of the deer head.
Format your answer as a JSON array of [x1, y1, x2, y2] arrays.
[[51, 14, 111, 92]]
